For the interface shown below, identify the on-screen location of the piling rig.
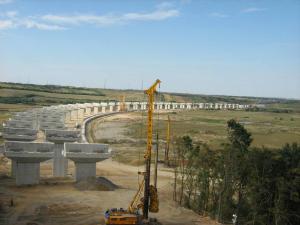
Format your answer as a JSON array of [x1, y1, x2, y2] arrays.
[[105, 79, 161, 225]]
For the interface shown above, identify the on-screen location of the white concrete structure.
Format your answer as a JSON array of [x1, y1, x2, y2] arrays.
[[2, 128, 38, 142], [40, 122, 65, 131], [4, 141, 54, 185], [4, 120, 37, 129], [45, 129, 81, 177], [64, 143, 110, 181]]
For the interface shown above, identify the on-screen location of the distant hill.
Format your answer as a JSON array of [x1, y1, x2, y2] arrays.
[[0, 81, 299, 112]]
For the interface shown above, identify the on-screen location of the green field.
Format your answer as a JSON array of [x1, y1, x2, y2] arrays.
[[2, 81, 300, 107], [125, 110, 300, 149], [85, 109, 300, 166]]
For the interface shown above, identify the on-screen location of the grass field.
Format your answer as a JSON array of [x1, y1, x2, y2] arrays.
[[86, 109, 300, 166], [126, 110, 300, 149], [2, 81, 300, 107]]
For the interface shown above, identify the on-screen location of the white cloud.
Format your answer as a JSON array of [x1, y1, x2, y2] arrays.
[[0, 0, 13, 4], [0, 20, 13, 29], [0, 3, 179, 31], [42, 8, 179, 26], [0, 12, 65, 30], [21, 20, 65, 30], [42, 14, 119, 26], [209, 12, 229, 18], [123, 9, 179, 21], [241, 7, 266, 13]]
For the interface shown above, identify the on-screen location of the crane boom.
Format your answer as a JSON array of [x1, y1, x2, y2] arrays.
[[143, 79, 161, 219], [128, 177, 145, 213]]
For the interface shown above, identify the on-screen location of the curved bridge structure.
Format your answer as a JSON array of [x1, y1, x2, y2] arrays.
[[2, 101, 250, 185]]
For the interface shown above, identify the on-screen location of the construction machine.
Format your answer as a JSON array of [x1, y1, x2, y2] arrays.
[[105, 79, 161, 225]]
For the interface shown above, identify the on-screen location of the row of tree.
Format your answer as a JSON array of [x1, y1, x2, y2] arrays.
[[173, 119, 299, 225]]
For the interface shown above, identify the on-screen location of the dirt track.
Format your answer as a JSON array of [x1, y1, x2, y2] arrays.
[[0, 113, 216, 225]]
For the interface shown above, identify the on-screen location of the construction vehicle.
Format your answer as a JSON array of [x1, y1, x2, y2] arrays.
[[105, 79, 161, 225]]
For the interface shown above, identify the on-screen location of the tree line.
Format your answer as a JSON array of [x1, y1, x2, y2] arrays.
[[172, 119, 299, 225]]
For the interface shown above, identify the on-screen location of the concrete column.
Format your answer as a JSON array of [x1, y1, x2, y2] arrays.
[[16, 162, 40, 185], [101, 106, 106, 113], [109, 105, 113, 112], [70, 110, 77, 121], [78, 108, 84, 120], [11, 159, 17, 177], [93, 106, 99, 114], [53, 144, 68, 177], [74, 162, 96, 181], [65, 111, 71, 122], [85, 107, 91, 116]]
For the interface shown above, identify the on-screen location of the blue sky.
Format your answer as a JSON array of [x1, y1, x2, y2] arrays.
[[0, 0, 299, 99]]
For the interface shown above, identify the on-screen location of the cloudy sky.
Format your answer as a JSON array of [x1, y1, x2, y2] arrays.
[[0, 0, 299, 99]]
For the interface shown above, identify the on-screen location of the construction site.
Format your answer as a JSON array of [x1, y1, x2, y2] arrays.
[[0, 79, 217, 225], [1, 1, 299, 225], [1, 79, 300, 225]]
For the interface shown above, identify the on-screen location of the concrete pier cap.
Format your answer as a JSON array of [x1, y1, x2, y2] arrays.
[[40, 122, 65, 131], [64, 143, 111, 181], [45, 129, 81, 143], [45, 129, 81, 177], [3, 127, 38, 141], [4, 141, 54, 185], [4, 120, 37, 129]]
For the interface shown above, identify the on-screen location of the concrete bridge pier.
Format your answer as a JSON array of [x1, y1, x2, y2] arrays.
[[4, 141, 54, 185], [53, 143, 68, 177], [64, 143, 110, 182], [74, 162, 96, 181], [45, 130, 81, 177], [11, 159, 17, 177], [16, 162, 40, 185]]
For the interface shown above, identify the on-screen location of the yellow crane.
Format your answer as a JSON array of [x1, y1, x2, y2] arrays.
[[119, 95, 126, 112], [164, 115, 171, 166], [105, 79, 161, 225]]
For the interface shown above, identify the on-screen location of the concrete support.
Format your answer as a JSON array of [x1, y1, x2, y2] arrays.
[[16, 162, 40, 185], [70, 110, 78, 120], [64, 143, 110, 182], [11, 159, 17, 178], [65, 111, 71, 122], [85, 107, 91, 117], [93, 106, 99, 114], [53, 144, 68, 177], [74, 162, 96, 181], [78, 108, 84, 120]]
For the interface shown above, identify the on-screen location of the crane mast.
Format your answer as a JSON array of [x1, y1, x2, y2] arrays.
[[120, 95, 126, 112], [165, 115, 170, 166], [143, 79, 161, 219]]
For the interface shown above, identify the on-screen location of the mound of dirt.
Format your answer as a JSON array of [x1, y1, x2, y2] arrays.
[[74, 177, 118, 191]]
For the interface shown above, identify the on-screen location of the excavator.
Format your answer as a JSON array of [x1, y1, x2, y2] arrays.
[[104, 79, 161, 225]]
